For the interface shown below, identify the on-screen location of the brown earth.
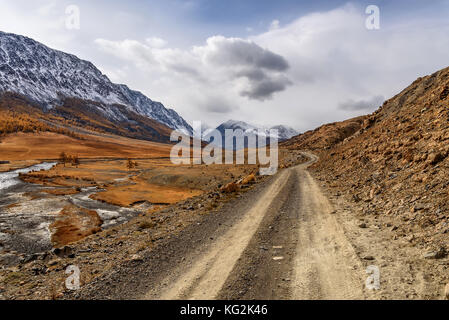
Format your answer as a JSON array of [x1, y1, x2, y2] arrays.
[[282, 116, 367, 151], [0, 92, 174, 143], [42, 188, 81, 196], [2, 151, 440, 300], [0, 149, 306, 299], [281, 66, 449, 299], [50, 205, 103, 247], [4, 68, 447, 300], [0, 160, 41, 172], [90, 182, 204, 207], [0, 131, 172, 161], [306, 67, 449, 259]]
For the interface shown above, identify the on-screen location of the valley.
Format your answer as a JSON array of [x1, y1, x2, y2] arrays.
[[1, 150, 444, 300], [0, 127, 281, 266], [0, 25, 448, 302]]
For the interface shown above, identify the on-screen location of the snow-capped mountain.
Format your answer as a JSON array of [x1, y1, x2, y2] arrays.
[[214, 120, 298, 141], [269, 124, 300, 141], [204, 119, 298, 149], [0, 31, 192, 135]]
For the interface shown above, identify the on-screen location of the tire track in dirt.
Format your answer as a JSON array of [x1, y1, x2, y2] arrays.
[[292, 164, 365, 299], [145, 169, 291, 299], [216, 153, 366, 300], [216, 167, 301, 299], [77, 153, 367, 300]]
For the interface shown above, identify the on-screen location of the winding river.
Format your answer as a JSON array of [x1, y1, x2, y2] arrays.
[[0, 162, 57, 192], [0, 162, 142, 266]]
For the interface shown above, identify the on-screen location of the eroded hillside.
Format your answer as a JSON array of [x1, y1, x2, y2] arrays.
[[280, 67, 449, 295], [281, 116, 366, 151], [278, 66, 449, 299]]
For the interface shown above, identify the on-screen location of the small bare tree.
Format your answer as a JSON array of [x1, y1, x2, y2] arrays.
[[66, 154, 73, 165], [59, 152, 67, 167], [126, 158, 134, 171], [72, 155, 80, 168]]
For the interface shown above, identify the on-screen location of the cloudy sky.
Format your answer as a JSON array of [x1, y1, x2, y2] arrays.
[[1, 0, 449, 132]]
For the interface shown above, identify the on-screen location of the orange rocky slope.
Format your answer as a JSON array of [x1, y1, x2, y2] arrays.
[[287, 66, 449, 258], [282, 115, 366, 151], [0, 92, 174, 143]]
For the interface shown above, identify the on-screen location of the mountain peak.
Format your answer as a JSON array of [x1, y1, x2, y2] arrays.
[[215, 119, 298, 140], [0, 31, 192, 135]]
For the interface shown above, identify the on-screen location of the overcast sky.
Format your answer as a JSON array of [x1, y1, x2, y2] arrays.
[[1, 0, 449, 132]]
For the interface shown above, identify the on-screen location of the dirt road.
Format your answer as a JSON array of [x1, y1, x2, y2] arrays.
[[76, 153, 369, 299], [149, 152, 366, 299]]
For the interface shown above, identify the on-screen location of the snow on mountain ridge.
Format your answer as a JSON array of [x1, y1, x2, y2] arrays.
[[0, 31, 192, 135], [215, 119, 298, 140]]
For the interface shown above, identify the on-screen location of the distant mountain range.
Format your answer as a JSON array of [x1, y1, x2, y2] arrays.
[[216, 120, 298, 140], [0, 31, 192, 137], [204, 119, 299, 149]]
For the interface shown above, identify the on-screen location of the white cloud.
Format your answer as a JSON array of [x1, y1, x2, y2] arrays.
[[338, 95, 385, 111], [269, 19, 280, 31], [6, 1, 448, 131], [145, 37, 167, 48], [0, 0, 69, 47], [95, 35, 292, 102], [248, 4, 449, 129], [92, 4, 449, 130], [95, 38, 157, 68]]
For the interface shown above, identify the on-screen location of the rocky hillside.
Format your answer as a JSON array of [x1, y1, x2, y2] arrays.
[[281, 116, 366, 151], [0, 31, 192, 136], [0, 92, 173, 143], [292, 66, 449, 258]]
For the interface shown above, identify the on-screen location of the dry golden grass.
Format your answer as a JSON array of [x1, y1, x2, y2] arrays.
[[42, 188, 80, 196], [0, 110, 81, 138], [21, 150, 259, 206], [21, 171, 96, 188], [0, 131, 172, 161], [50, 204, 102, 247], [3, 128, 263, 211], [0, 160, 41, 172], [90, 181, 204, 207], [220, 182, 240, 193], [239, 173, 256, 185], [21, 156, 259, 207]]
